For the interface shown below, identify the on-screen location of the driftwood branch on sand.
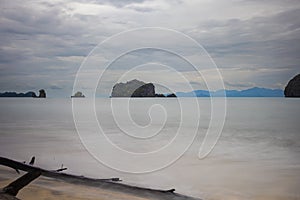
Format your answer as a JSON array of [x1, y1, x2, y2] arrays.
[[0, 156, 201, 200], [2, 170, 41, 196], [0, 156, 121, 183]]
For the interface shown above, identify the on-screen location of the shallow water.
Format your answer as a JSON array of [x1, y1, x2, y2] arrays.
[[0, 98, 299, 199]]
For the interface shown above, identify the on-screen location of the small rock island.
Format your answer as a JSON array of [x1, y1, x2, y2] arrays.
[[111, 79, 176, 98], [71, 91, 85, 98], [284, 74, 300, 97], [37, 89, 46, 98]]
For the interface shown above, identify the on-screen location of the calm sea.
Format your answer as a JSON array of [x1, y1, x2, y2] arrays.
[[0, 98, 299, 200]]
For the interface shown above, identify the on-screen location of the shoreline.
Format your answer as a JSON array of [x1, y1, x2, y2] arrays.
[[0, 161, 201, 200]]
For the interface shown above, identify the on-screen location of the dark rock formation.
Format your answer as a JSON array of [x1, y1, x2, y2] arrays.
[[284, 74, 300, 97], [0, 90, 46, 98], [111, 79, 152, 97], [111, 79, 177, 98], [155, 93, 166, 97], [131, 83, 155, 97], [31, 92, 37, 98], [71, 91, 85, 98], [167, 93, 177, 97], [38, 89, 46, 98], [0, 92, 37, 97]]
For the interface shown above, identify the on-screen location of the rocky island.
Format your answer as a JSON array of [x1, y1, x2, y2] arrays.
[[71, 91, 85, 98], [111, 79, 176, 98], [0, 91, 37, 97], [37, 89, 46, 98], [0, 89, 46, 98], [284, 74, 300, 97]]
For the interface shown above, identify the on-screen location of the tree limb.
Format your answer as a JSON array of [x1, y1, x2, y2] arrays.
[[2, 170, 41, 196]]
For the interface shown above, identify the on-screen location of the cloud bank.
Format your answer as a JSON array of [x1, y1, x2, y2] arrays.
[[0, 0, 299, 97]]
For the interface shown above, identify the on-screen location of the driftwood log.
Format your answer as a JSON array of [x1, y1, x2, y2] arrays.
[[0, 160, 41, 200], [0, 157, 121, 183], [2, 170, 41, 196], [0, 156, 200, 200]]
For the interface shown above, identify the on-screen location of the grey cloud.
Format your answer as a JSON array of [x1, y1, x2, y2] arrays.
[[0, 0, 299, 96], [87, 0, 149, 8], [197, 8, 300, 50], [186, 7, 300, 79], [225, 81, 255, 88], [49, 85, 63, 90], [124, 5, 155, 12], [188, 81, 208, 90]]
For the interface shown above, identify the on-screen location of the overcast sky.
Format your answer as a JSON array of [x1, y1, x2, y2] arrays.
[[1, 0, 299, 97]]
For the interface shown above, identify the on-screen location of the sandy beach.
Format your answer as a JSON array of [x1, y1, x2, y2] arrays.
[[1, 175, 147, 200], [0, 165, 200, 200], [0, 167, 159, 200], [1, 163, 299, 200]]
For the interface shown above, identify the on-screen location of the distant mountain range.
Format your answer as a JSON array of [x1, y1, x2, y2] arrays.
[[176, 87, 284, 97]]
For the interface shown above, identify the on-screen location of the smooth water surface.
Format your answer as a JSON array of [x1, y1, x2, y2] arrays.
[[0, 98, 299, 200]]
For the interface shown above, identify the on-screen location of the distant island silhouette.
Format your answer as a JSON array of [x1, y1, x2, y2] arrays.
[[37, 89, 46, 98], [111, 79, 177, 98], [71, 91, 85, 98], [0, 89, 46, 98], [3, 77, 299, 98], [176, 87, 284, 97], [284, 74, 300, 97]]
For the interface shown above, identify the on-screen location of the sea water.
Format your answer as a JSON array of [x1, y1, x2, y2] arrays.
[[0, 98, 299, 200]]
